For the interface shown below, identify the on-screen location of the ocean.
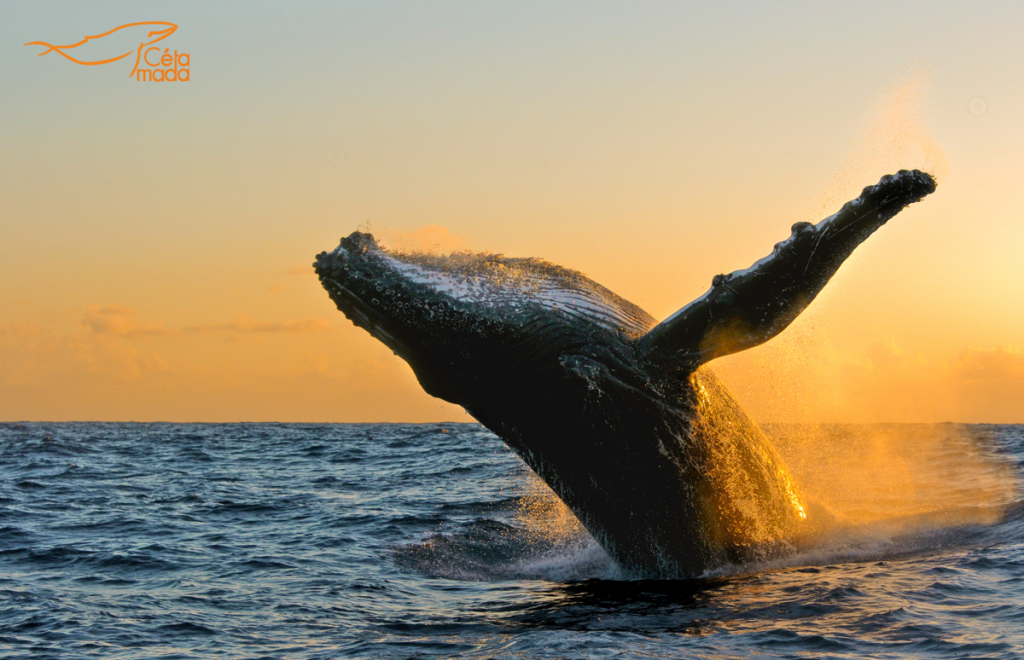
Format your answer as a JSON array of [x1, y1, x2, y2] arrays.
[[1, 422, 1021, 659]]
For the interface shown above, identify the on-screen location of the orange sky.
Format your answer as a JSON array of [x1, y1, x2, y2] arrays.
[[2, 3, 1022, 422]]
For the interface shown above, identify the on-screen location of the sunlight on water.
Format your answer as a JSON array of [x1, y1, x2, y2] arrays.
[[772, 424, 1019, 530]]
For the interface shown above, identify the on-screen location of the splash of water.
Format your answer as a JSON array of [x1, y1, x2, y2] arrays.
[[502, 421, 1019, 580], [714, 74, 953, 425], [815, 73, 949, 219], [774, 423, 1018, 528], [375, 224, 468, 254]]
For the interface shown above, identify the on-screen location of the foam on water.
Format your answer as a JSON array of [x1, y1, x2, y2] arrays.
[[394, 422, 1020, 586]]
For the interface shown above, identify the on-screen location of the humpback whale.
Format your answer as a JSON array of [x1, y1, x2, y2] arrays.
[[315, 170, 937, 578]]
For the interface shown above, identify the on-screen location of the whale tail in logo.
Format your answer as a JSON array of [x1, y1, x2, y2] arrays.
[[24, 22, 177, 77]]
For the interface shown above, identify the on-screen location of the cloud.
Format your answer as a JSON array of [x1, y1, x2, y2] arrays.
[[717, 339, 1024, 424], [142, 352, 170, 372], [183, 313, 330, 334], [266, 284, 286, 293], [954, 346, 1024, 382], [948, 347, 1024, 422], [82, 306, 169, 338], [0, 307, 462, 422], [81, 306, 330, 339], [379, 225, 467, 254]]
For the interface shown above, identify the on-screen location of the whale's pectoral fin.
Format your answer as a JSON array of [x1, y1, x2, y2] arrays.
[[636, 169, 937, 374]]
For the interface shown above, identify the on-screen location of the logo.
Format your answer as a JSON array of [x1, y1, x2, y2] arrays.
[[25, 22, 190, 82]]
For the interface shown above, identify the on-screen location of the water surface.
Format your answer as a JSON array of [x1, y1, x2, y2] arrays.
[[1, 422, 1021, 658]]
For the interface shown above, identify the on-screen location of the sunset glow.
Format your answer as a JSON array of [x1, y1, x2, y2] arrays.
[[2, 3, 1022, 422]]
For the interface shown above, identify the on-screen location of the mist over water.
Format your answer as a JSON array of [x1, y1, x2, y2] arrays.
[[762, 423, 1018, 570], [400, 422, 1019, 583], [2, 422, 1021, 659], [776, 424, 1017, 526]]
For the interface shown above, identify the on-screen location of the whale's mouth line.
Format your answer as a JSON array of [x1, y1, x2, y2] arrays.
[[320, 275, 407, 355]]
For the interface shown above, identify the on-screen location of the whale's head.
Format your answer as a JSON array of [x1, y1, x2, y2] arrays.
[[314, 231, 657, 405]]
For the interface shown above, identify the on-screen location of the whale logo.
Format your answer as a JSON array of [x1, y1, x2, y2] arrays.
[[24, 22, 178, 77]]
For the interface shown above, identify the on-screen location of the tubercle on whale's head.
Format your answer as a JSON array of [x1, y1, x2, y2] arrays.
[[314, 231, 418, 357], [314, 231, 511, 403]]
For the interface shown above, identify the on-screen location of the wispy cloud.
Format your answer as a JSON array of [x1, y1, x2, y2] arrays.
[[82, 306, 170, 338], [266, 284, 286, 293], [955, 346, 1024, 382], [81, 306, 330, 338], [183, 313, 330, 334]]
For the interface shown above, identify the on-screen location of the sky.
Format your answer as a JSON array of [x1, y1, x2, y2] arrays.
[[1, 1, 1022, 423]]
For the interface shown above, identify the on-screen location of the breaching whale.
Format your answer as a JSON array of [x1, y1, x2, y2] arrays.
[[315, 170, 937, 578]]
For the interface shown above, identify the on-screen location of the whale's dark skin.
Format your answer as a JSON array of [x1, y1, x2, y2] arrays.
[[315, 170, 937, 578]]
